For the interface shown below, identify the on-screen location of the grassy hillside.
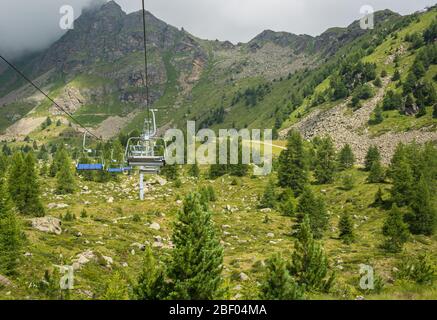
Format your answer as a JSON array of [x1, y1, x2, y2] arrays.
[[0, 161, 435, 300]]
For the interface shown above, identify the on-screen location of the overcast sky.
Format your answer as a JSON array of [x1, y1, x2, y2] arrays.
[[0, 0, 435, 58]]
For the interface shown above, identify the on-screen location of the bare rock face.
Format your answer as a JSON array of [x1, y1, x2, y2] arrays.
[[31, 217, 62, 235]]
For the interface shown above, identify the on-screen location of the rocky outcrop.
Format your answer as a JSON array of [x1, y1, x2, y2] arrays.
[[281, 79, 437, 164], [31, 217, 62, 235]]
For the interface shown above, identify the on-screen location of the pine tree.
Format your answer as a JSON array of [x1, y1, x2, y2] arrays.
[[56, 150, 76, 194], [405, 175, 436, 236], [289, 215, 334, 292], [260, 179, 276, 209], [161, 164, 179, 181], [188, 163, 200, 178], [133, 247, 167, 300], [367, 160, 385, 184], [296, 187, 329, 239], [390, 156, 414, 207], [338, 212, 354, 244], [103, 272, 129, 300], [7, 153, 24, 210], [260, 253, 304, 300], [278, 131, 308, 196], [341, 173, 355, 191], [278, 189, 295, 217], [373, 105, 384, 124], [337, 144, 355, 170], [314, 137, 336, 184], [364, 146, 381, 171], [382, 205, 410, 253], [373, 187, 385, 207], [0, 154, 8, 179], [18, 153, 45, 216], [0, 180, 23, 275], [392, 69, 401, 81], [167, 193, 225, 299]]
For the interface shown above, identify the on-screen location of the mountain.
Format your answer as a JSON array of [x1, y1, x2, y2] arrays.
[[0, 1, 436, 160]]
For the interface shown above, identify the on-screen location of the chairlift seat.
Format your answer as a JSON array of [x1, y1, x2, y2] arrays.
[[140, 167, 160, 174], [76, 163, 104, 171], [127, 155, 165, 168]]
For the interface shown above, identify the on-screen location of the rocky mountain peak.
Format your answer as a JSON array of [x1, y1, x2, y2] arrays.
[[248, 30, 313, 53]]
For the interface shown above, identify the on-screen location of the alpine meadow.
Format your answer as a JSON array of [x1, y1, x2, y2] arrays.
[[0, 0, 437, 304]]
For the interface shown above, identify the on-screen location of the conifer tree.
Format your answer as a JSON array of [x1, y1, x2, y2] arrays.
[[278, 189, 295, 217], [19, 153, 45, 216], [338, 212, 354, 244], [289, 215, 334, 292], [373, 187, 385, 207], [314, 137, 336, 184], [49, 146, 65, 177], [364, 146, 381, 171], [0, 181, 23, 275], [161, 164, 179, 181], [296, 187, 329, 239], [373, 105, 384, 124], [133, 247, 167, 300], [341, 173, 355, 191], [260, 179, 276, 209], [337, 144, 355, 170], [405, 175, 436, 236], [56, 150, 76, 194], [382, 205, 410, 253], [278, 131, 308, 196], [8, 153, 25, 210], [188, 163, 200, 178], [103, 272, 129, 300], [390, 156, 414, 207], [260, 253, 304, 300], [0, 153, 8, 179], [367, 160, 385, 184], [167, 192, 225, 299]]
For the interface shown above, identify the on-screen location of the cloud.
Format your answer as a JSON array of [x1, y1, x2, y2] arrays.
[[0, 0, 96, 59], [0, 0, 435, 59]]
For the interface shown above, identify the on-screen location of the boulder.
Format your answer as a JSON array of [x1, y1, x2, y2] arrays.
[[102, 256, 113, 266], [131, 242, 146, 251], [149, 222, 161, 231], [0, 275, 13, 288], [239, 272, 250, 281], [31, 217, 62, 235], [72, 250, 95, 270]]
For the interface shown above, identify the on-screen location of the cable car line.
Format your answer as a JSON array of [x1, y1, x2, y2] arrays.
[[0, 54, 101, 141]]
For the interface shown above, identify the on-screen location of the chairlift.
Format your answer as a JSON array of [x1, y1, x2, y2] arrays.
[[125, 109, 166, 172], [106, 150, 132, 173], [76, 132, 105, 171]]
